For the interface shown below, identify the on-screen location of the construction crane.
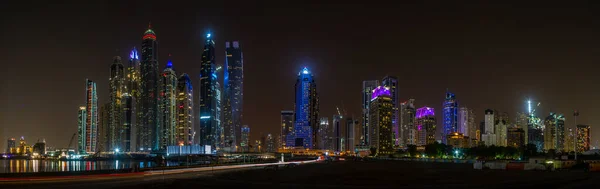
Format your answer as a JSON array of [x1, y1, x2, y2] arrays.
[[67, 133, 76, 151]]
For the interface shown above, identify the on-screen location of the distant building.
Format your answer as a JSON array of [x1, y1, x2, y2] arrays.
[[415, 107, 436, 146], [543, 113, 565, 151], [254, 140, 261, 152], [516, 112, 528, 144], [369, 86, 394, 155], [223, 41, 244, 152], [362, 80, 379, 146], [317, 117, 330, 150], [121, 93, 134, 152], [199, 32, 221, 152], [108, 56, 125, 152], [77, 106, 87, 154], [241, 125, 250, 152], [6, 138, 16, 153], [447, 132, 469, 148], [442, 92, 458, 144], [33, 139, 46, 155], [160, 59, 178, 149], [333, 115, 343, 152], [83, 79, 98, 153], [138, 25, 160, 152], [293, 67, 319, 149], [382, 76, 399, 146], [507, 128, 525, 148], [176, 74, 193, 145], [281, 111, 294, 149], [482, 109, 496, 146], [564, 128, 575, 152], [266, 134, 275, 152], [400, 99, 416, 146], [495, 119, 508, 147], [577, 124, 591, 152], [345, 117, 357, 152]]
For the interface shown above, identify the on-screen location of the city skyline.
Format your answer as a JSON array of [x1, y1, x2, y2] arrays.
[[3, 2, 600, 150]]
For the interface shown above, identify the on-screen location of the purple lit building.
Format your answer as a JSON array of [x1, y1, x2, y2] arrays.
[[416, 107, 436, 146], [368, 86, 394, 155], [382, 76, 399, 146]]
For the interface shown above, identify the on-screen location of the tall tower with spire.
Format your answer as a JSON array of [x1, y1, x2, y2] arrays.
[[125, 47, 140, 152], [108, 56, 125, 151], [199, 32, 221, 152], [138, 23, 160, 151], [160, 57, 177, 149], [292, 67, 319, 149]]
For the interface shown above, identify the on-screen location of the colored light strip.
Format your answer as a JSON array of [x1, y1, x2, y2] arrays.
[[371, 86, 391, 100], [143, 34, 156, 40], [416, 107, 435, 118]]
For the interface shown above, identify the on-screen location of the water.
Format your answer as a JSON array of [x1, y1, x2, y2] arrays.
[[0, 159, 164, 173]]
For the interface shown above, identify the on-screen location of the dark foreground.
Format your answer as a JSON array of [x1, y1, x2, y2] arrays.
[[5, 160, 600, 189]]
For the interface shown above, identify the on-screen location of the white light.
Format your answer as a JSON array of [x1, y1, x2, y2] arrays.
[[207, 33, 211, 38], [115, 148, 120, 153], [200, 116, 210, 119]]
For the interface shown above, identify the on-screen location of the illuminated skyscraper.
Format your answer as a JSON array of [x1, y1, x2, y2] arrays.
[[108, 56, 125, 151], [576, 124, 591, 152], [543, 113, 565, 151], [97, 103, 109, 152], [495, 118, 508, 147], [458, 107, 471, 137], [139, 24, 160, 151], [126, 47, 141, 151], [77, 106, 86, 154], [199, 33, 221, 152], [266, 134, 275, 152], [223, 41, 244, 151], [121, 93, 133, 152], [482, 109, 496, 146], [382, 76, 398, 146], [333, 115, 342, 152], [362, 80, 379, 146], [292, 67, 319, 149], [84, 79, 98, 153], [346, 117, 357, 152], [516, 112, 528, 144], [415, 107, 436, 146], [369, 86, 394, 155], [160, 59, 177, 149], [400, 99, 416, 146], [241, 125, 250, 152], [317, 117, 330, 150], [507, 128, 525, 148], [442, 92, 458, 144], [281, 111, 294, 149], [176, 74, 193, 145]]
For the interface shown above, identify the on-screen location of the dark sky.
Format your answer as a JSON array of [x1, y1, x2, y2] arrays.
[[2, 1, 600, 150]]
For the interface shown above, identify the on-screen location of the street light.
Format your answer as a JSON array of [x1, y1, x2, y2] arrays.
[[115, 148, 120, 153]]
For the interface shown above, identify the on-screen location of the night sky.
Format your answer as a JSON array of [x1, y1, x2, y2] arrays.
[[2, 1, 600, 150]]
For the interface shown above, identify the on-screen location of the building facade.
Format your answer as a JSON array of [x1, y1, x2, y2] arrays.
[[160, 59, 178, 149], [281, 111, 294, 149], [241, 125, 250, 152], [317, 117, 330, 150], [495, 119, 508, 147], [292, 67, 319, 149], [121, 94, 133, 152], [576, 124, 591, 152], [266, 134, 275, 152], [138, 25, 160, 152], [108, 56, 125, 151], [199, 33, 222, 152], [223, 41, 244, 151], [442, 92, 458, 144], [382, 76, 398, 146], [332, 115, 343, 152], [400, 99, 416, 146], [415, 107, 436, 146], [362, 80, 379, 146], [368, 86, 394, 155], [507, 128, 525, 148], [77, 106, 86, 154], [176, 74, 194, 145], [346, 117, 357, 153], [84, 79, 98, 153]]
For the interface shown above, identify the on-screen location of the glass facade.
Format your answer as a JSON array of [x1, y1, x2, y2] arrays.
[[176, 74, 194, 146], [223, 41, 243, 151], [109, 56, 125, 151], [199, 33, 221, 152], [442, 92, 458, 144], [139, 26, 160, 151], [362, 80, 379, 146], [84, 79, 98, 153], [369, 86, 394, 155], [293, 67, 318, 149]]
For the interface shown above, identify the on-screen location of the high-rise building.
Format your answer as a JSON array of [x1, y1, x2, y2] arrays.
[[199, 33, 221, 152], [482, 109, 496, 146], [400, 99, 416, 146], [415, 107, 436, 146], [543, 113, 565, 151], [382, 76, 398, 146], [332, 115, 343, 152], [495, 118, 508, 147], [176, 74, 193, 145], [467, 109, 476, 145], [160, 59, 177, 149], [138, 24, 160, 152], [458, 107, 469, 137], [362, 80, 379, 146], [516, 112, 528, 144], [32, 139, 46, 155], [266, 134, 275, 152], [84, 79, 98, 153], [507, 128, 525, 148], [368, 86, 394, 155], [241, 125, 250, 152], [346, 117, 357, 153], [317, 117, 330, 150], [576, 124, 591, 152], [556, 114, 565, 151], [223, 41, 244, 151], [126, 47, 140, 152], [77, 106, 86, 154], [281, 111, 294, 149], [442, 92, 458, 144], [97, 103, 110, 152], [292, 67, 319, 149], [6, 138, 16, 153], [564, 128, 575, 152], [108, 56, 125, 152], [121, 93, 134, 152]]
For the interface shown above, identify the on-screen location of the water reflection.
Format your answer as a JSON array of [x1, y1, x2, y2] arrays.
[[0, 159, 161, 173]]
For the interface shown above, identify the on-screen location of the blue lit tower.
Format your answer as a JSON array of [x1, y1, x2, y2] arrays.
[[176, 74, 194, 145], [160, 59, 177, 149], [199, 33, 221, 152], [139, 24, 160, 151], [382, 76, 398, 146], [109, 56, 124, 151], [442, 91, 458, 144], [362, 80, 379, 146], [292, 67, 319, 149], [223, 41, 243, 151]]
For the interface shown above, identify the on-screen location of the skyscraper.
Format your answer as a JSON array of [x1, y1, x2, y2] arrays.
[[81, 79, 98, 153], [467, 109, 476, 144], [495, 118, 508, 147], [241, 125, 250, 152], [223, 41, 244, 151], [281, 111, 294, 149], [369, 86, 394, 155], [127, 47, 140, 152], [442, 92, 458, 144], [576, 124, 591, 152], [544, 113, 565, 151], [199, 33, 221, 152], [482, 109, 496, 146], [293, 67, 319, 149], [121, 93, 133, 152], [77, 106, 86, 154], [266, 134, 275, 152], [507, 128, 525, 148], [139, 24, 160, 152], [6, 138, 16, 154], [176, 74, 193, 145], [346, 117, 357, 153], [516, 112, 528, 144], [415, 107, 436, 145], [382, 76, 398, 146], [556, 114, 565, 151], [362, 80, 379, 146], [97, 103, 109, 152], [160, 59, 177, 149], [108, 56, 125, 151], [400, 99, 416, 146], [458, 107, 469, 136], [318, 117, 330, 150], [332, 115, 343, 152]]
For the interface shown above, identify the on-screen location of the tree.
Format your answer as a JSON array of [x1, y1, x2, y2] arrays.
[[407, 145, 418, 157], [370, 147, 377, 156]]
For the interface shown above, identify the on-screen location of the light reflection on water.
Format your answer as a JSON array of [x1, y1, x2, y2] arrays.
[[0, 159, 163, 173]]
